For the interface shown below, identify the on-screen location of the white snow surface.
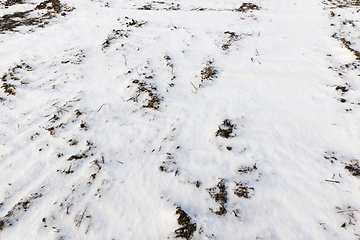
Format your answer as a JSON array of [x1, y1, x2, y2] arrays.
[[1, 0, 360, 239]]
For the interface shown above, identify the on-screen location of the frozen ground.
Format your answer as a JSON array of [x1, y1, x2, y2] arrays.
[[1, 0, 360, 239]]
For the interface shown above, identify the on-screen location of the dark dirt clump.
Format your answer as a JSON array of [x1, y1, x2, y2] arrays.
[[175, 207, 196, 239], [215, 119, 236, 138]]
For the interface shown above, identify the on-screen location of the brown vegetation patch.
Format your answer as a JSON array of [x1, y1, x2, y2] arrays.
[[175, 207, 196, 239]]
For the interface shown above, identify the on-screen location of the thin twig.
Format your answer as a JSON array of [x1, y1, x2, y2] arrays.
[[97, 104, 106, 112], [337, 209, 358, 214], [190, 82, 197, 93], [325, 179, 340, 183], [52, 102, 69, 112]]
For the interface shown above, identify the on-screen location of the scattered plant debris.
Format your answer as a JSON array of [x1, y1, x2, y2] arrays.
[[238, 164, 257, 174], [102, 29, 130, 50], [0, 193, 42, 231], [324, 151, 338, 163], [199, 60, 217, 87], [221, 31, 253, 50], [68, 139, 78, 146], [48, 113, 60, 123], [336, 206, 358, 231], [61, 50, 85, 64], [175, 207, 196, 239], [164, 55, 176, 86], [1, 62, 34, 96], [334, 84, 350, 94], [0, 0, 73, 33], [323, 0, 360, 9], [207, 179, 227, 215], [127, 65, 163, 110], [1, 83, 16, 95], [234, 181, 254, 199], [215, 119, 236, 138], [234, 3, 260, 13], [345, 160, 360, 177], [159, 160, 178, 175], [124, 18, 147, 28], [190, 7, 216, 11], [80, 121, 88, 131], [332, 33, 360, 61], [3, 0, 24, 7], [30, 132, 40, 140], [74, 109, 83, 116], [68, 153, 88, 161], [138, 1, 180, 11], [222, 31, 239, 50]]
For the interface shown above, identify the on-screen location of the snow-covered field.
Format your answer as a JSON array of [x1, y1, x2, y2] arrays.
[[1, 0, 360, 239]]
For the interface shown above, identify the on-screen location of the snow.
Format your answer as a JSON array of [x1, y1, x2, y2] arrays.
[[1, 0, 360, 239]]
